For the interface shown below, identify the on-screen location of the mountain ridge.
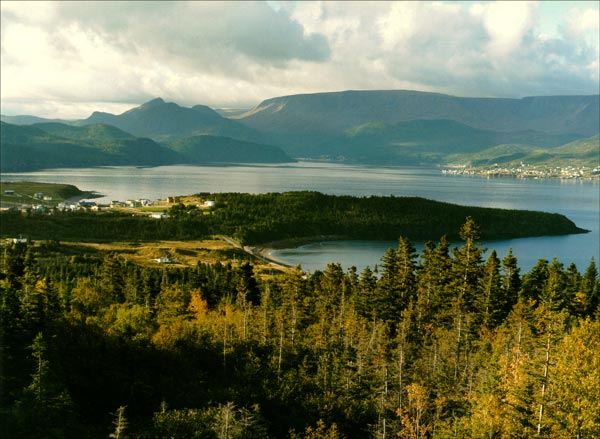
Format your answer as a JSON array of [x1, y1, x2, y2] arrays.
[[80, 98, 265, 143], [234, 89, 599, 137], [2, 89, 598, 169]]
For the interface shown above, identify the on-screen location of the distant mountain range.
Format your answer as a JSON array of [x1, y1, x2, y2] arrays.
[[1, 90, 598, 170], [0, 121, 293, 172], [233, 90, 599, 164]]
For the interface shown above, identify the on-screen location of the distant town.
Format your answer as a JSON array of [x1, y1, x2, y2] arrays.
[[443, 163, 600, 179]]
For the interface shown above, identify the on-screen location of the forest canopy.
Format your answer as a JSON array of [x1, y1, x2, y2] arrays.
[[0, 191, 587, 245], [1, 217, 598, 438]]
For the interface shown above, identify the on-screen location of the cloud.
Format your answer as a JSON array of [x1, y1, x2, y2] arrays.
[[1, 1, 598, 118]]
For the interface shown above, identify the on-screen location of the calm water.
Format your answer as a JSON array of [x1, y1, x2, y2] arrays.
[[2, 162, 598, 272]]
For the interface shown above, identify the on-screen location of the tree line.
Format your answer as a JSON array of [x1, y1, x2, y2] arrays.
[[1, 218, 598, 438], [0, 191, 586, 245]]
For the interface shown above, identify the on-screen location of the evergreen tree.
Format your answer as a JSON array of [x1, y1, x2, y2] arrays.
[[520, 259, 549, 302], [581, 258, 599, 317], [450, 217, 485, 313], [14, 332, 76, 439], [501, 248, 520, 314], [479, 250, 502, 329]]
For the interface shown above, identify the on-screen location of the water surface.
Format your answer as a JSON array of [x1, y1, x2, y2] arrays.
[[2, 162, 598, 272]]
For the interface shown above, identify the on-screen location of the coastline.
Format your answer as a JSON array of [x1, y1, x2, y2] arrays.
[[65, 191, 104, 203], [251, 246, 295, 269]]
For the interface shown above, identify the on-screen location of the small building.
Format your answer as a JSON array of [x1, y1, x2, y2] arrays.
[[42, 196, 53, 201], [126, 199, 141, 208], [32, 204, 48, 213], [167, 196, 181, 204], [4, 190, 15, 195], [34, 192, 44, 199], [204, 200, 216, 208], [11, 234, 28, 244], [153, 257, 174, 264], [150, 212, 169, 219], [139, 199, 152, 206]]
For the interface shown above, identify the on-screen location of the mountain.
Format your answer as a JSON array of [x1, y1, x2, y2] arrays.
[[0, 121, 293, 172], [1, 122, 119, 172], [1, 114, 74, 125], [81, 97, 264, 142], [286, 119, 583, 164], [3, 90, 597, 168], [0, 121, 180, 172], [167, 135, 294, 164], [234, 90, 599, 158]]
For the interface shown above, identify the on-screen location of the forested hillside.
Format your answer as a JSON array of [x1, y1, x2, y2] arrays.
[[1, 219, 598, 438], [0, 122, 293, 172], [0, 192, 586, 244]]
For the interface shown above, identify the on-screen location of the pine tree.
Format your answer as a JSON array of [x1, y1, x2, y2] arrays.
[[479, 250, 502, 329], [501, 248, 520, 315], [451, 217, 485, 313], [581, 258, 599, 317]]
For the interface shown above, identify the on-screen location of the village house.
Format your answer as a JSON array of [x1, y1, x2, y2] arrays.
[[150, 212, 169, 219], [126, 199, 141, 208], [11, 234, 28, 244]]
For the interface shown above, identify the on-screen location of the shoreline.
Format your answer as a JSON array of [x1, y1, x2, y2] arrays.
[[65, 191, 104, 203], [251, 246, 295, 269]]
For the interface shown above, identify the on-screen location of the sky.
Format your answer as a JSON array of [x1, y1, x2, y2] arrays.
[[1, 1, 599, 118]]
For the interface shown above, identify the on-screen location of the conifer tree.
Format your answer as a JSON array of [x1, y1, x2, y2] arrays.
[[479, 250, 502, 329], [501, 248, 520, 313], [451, 217, 485, 313], [581, 258, 599, 317]]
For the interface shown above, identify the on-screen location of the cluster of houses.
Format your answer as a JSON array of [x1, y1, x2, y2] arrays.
[[443, 164, 600, 179], [3, 189, 217, 218]]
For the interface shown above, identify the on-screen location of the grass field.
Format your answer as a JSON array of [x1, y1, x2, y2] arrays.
[[0, 181, 97, 207], [61, 238, 291, 278]]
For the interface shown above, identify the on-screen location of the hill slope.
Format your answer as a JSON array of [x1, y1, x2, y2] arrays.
[[442, 135, 600, 171], [81, 97, 264, 142], [234, 90, 599, 161], [0, 122, 293, 171], [303, 119, 581, 164], [236, 90, 598, 137], [167, 135, 294, 164]]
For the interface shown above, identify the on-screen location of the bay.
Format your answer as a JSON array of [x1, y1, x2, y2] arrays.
[[2, 162, 598, 272]]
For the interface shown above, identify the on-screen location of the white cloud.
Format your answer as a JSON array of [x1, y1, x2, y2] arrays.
[[566, 7, 600, 36], [1, 1, 598, 118], [480, 1, 537, 57]]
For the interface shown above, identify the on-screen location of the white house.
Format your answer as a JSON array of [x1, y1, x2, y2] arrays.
[[150, 212, 169, 219]]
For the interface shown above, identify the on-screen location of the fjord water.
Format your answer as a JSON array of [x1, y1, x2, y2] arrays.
[[2, 162, 598, 272]]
